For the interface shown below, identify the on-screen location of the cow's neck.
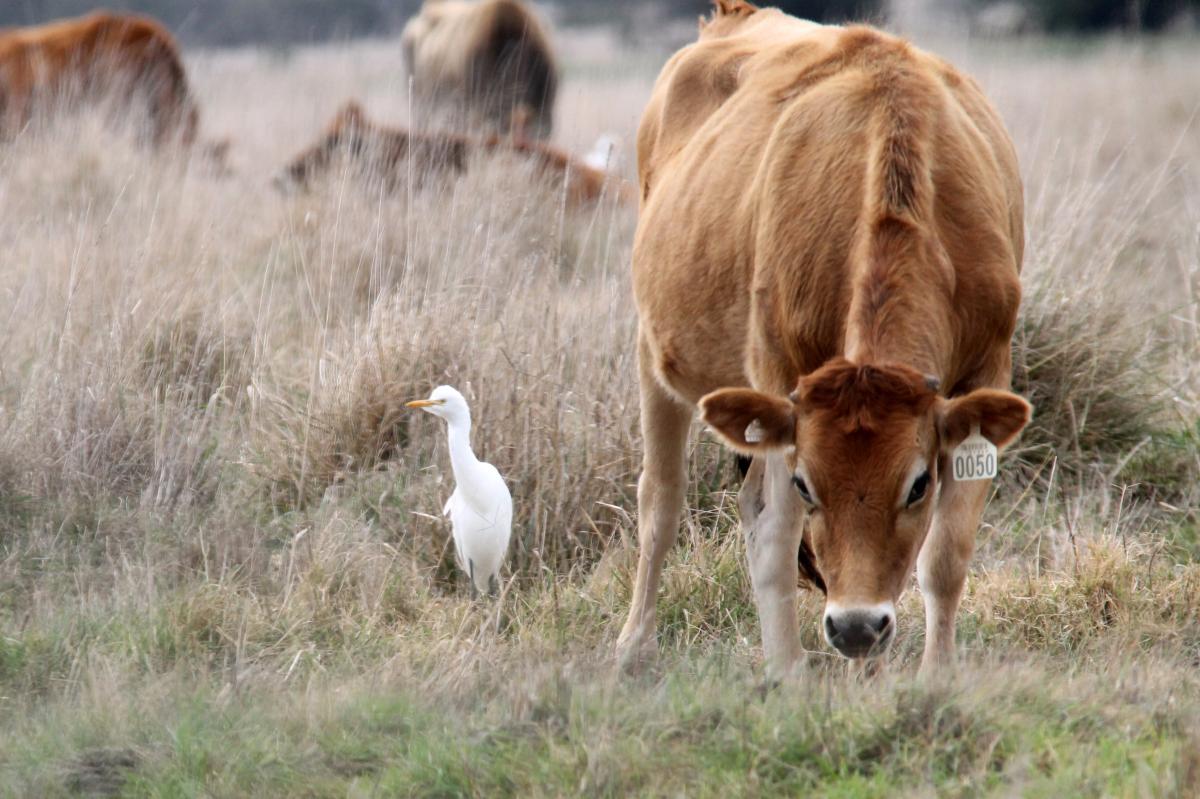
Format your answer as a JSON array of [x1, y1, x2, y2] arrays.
[[841, 218, 954, 379]]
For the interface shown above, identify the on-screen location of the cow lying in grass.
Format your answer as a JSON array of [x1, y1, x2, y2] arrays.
[[617, 1, 1031, 678], [401, 0, 557, 139], [0, 11, 209, 151], [277, 101, 632, 207]]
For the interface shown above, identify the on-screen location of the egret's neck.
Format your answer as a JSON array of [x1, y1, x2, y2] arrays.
[[445, 416, 478, 471], [444, 414, 492, 511]]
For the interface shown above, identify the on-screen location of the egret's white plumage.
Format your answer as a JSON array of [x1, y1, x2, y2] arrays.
[[407, 385, 512, 596]]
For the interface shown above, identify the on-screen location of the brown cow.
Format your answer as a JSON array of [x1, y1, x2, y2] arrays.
[[616, 1, 1031, 678], [0, 11, 200, 148], [277, 101, 632, 208], [401, 0, 557, 139]]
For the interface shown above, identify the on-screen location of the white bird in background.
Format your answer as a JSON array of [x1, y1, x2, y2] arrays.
[[584, 133, 623, 174], [406, 385, 512, 597]]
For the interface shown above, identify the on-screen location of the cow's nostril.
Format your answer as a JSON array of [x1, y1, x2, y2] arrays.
[[824, 614, 837, 640], [873, 614, 892, 635]]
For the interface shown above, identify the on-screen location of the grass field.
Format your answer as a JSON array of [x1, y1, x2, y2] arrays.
[[0, 24, 1198, 798]]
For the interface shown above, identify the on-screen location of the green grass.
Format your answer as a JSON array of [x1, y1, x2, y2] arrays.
[[1, 533, 1198, 796], [2, 650, 1195, 797], [1, 25, 1199, 799]]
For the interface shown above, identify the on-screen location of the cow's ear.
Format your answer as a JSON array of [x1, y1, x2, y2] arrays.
[[335, 100, 366, 129], [937, 389, 1031, 451], [700, 388, 796, 454], [715, 0, 759, 16]]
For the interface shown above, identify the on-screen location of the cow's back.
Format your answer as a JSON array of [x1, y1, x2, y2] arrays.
[[0, 12, 181, 72], [0, 11, 196, 144], [402, 0, 556, 137], [633, 10, 1022, 402]]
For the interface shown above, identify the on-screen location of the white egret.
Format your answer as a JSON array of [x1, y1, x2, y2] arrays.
[[406, 385, 512, 597]]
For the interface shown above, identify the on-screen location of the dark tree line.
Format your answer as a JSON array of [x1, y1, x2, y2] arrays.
[[0, 1, 1193, 46], [1004, 0, 1199, 32], [0, 0, 418, 46]]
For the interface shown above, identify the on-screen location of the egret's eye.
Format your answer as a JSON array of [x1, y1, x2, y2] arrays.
[[792, 475, 815, 505], [906, 471, 931, 507]]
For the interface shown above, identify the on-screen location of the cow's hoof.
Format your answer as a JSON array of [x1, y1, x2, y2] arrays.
[[753, 676, 782, 700], [614, 634, 656, 676], [917, 656, 957, 683]]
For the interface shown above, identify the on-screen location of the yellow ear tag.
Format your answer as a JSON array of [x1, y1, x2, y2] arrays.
[[951, 423, 998, 482]]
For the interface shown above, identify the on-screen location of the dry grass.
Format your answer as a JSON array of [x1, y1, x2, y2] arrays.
[[0, 27, 1197, 797]]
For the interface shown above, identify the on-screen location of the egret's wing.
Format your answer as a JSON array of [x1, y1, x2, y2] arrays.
[[475, 463, 513, 577], [480, 462, 513, 537], [443, 488, 468, 570], [445, 460, 514, 594], [479, 462, 509, 498]]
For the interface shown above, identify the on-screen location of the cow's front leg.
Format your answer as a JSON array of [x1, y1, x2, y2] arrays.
[[615, 334, 692, 670], [743, 452, 806, 678], [917, 465, 989, 676]]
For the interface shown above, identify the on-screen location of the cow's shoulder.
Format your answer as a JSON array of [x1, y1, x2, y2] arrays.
[[637, 9, 835, 203]]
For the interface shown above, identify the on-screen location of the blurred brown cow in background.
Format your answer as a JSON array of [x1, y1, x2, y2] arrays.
[[276, 101, 631, 208], [401, 0, 558, 140], [0, 11, 206, 150]]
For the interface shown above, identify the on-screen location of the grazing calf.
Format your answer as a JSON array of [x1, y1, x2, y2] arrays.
[[617, 1, 1030, 678], [401, 0, 557, 139], [277, 101, 633, 207], [0, 11, 200, 148]]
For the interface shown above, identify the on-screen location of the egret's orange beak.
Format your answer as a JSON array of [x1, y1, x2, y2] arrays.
[[405, 399, 445, 409]]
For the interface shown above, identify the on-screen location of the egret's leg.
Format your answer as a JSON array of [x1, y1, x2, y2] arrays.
[[468, 559, 478, 601], [616, 334, 692, 669]]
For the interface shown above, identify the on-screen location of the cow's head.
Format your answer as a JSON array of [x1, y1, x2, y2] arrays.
[[274, 100, 373, 192], [700, 359, 1030, 658]]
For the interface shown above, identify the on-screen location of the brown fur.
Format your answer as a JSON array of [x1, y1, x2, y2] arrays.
[[278, 101, 633, 207], [617, 2, 1031, 675], [799, 359, 939, 434], [401, 0, 557, 139], [0, 11, 199, 147]]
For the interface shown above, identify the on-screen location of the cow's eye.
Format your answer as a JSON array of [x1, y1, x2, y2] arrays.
[[906, 471, 931, 507], [792, 475, 815, 505]]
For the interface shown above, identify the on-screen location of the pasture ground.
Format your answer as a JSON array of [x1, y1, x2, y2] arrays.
[[0, 27, 1198, 798]]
